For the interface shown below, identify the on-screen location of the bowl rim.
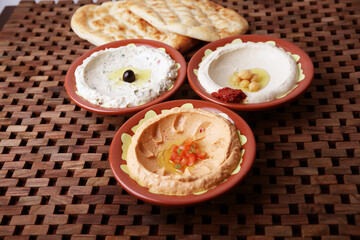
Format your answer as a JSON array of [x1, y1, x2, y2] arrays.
[[109, 99, 256, 206], [187, 34, 314, 111], [65, 39, 187, 115]]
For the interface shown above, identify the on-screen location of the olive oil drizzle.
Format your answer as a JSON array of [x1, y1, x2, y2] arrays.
[[107, 67, 151, 87]]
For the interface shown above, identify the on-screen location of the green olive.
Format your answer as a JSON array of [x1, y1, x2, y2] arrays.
[[123, 69, 135, 83]]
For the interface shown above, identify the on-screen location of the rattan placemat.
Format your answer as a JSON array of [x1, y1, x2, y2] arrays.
[[0, 0, 359, 239]]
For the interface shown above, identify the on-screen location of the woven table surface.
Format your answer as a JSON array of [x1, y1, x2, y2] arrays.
[[0, 0, 359, 239]]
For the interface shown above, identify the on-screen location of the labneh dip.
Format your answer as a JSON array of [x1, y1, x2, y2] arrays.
[[75, 44, 178, 108]]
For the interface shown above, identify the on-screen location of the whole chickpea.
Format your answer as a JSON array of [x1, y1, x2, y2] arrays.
[[248, 82, 260, 92], [250, 73, 259, 82], [239, 79, 250, 88], [237, 70, 252, 80], [231, 74, 241, 85]]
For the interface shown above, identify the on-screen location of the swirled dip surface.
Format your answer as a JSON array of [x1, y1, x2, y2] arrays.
[[198, 42, 299, 103], [75, 45, 177, 108], [126, 108, 242, 195]]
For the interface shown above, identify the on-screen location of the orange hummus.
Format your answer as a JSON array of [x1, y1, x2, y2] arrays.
[[126, 107, 242, 195]]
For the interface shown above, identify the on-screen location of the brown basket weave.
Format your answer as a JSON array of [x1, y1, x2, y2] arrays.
[[0, 0, 359, 239]]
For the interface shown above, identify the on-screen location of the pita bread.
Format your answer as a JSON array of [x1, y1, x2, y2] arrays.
[[127, 0, 249, 42], [70, 1, 198, 53]]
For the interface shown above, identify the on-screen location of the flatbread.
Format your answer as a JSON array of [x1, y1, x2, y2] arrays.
[[127, 0, 249, 42], [70, 1, 198, 53]]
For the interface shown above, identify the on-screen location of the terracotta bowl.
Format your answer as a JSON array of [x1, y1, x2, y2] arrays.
[[187, 35, 314, 111], [65, 39, 186, 115], [109, 99, 256, 206]]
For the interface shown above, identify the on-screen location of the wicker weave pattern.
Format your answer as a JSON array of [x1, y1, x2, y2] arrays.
[[0, 0, 359, 238]]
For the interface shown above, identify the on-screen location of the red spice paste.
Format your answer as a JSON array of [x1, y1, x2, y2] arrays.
[[211, 87, 247, 103]]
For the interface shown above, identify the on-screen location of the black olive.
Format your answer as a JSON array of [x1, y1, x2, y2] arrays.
[[123, 69, 135, 83]]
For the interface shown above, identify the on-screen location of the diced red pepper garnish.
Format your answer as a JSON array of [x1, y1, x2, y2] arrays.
[[169, 138, 207, 171]]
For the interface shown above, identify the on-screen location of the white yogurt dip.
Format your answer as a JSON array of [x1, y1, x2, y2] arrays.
[[75, 45, 178, 108], [197, 42, 299, 103]]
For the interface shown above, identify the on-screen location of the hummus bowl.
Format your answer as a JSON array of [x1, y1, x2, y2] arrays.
[[187, 35, 314, 111], [65, 39, 186, 115], [109, 99, 256, 206]]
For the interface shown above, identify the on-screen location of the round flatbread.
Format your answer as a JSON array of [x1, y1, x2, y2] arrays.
[[127, 0, 249, 42], [70, 1, 198, 53]]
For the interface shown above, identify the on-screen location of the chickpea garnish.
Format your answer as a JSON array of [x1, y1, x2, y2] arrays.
[[237, 69, 252, 80], [231, 69, 262, 92], [250, 73, 259, 82], [231, 74, 241, 85], [248, 82, 260, 92], [239, 79, 250, 88]]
